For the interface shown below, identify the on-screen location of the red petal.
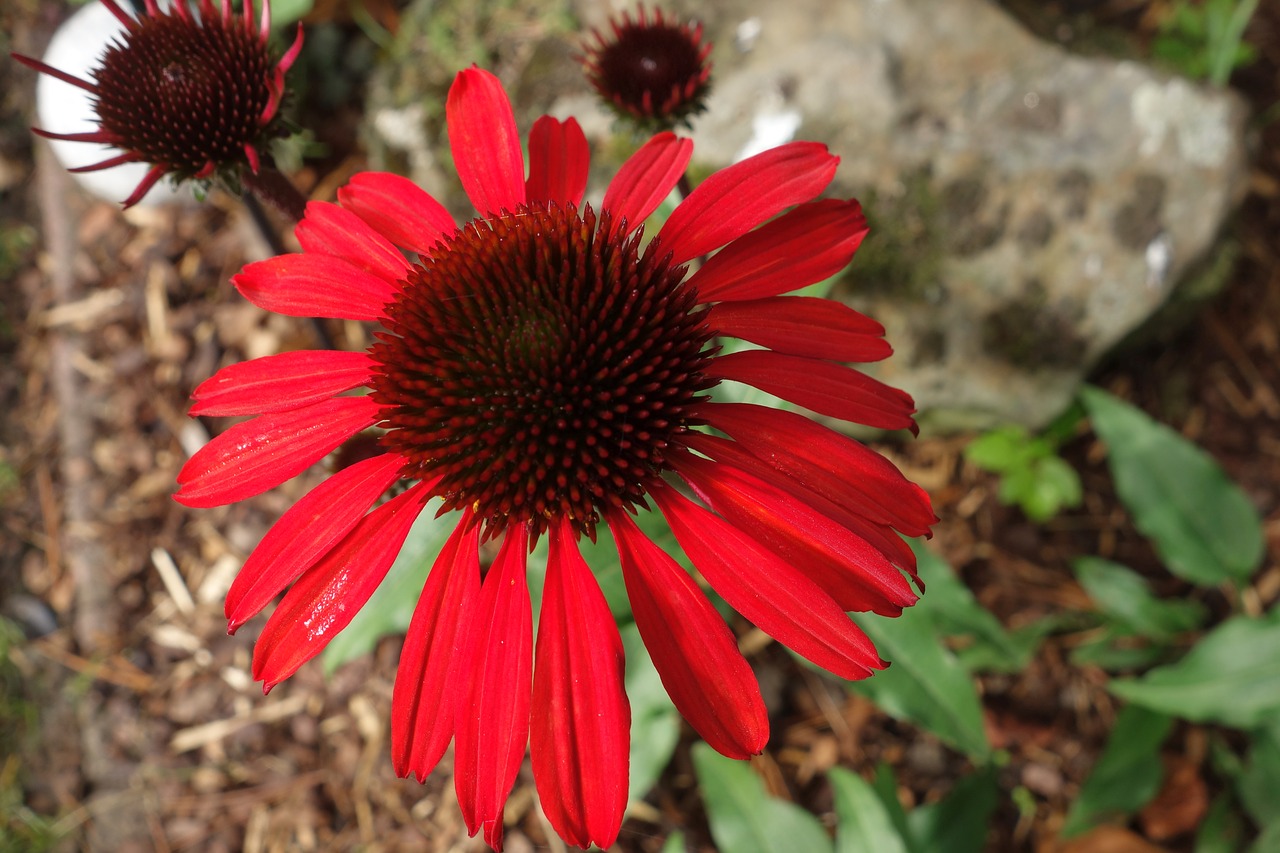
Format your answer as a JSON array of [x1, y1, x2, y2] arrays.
[[454, 526, 532, 851], [658, 142, 838, 265], [707, 296, 890, 363], [337, 172, 457, 256], [608, 510, 768, 759], [295, 201, 412, 283], [687, 199, 867, 301], [233, 254, 398, 321], [251, 484, 432, 688], [225, 453, 405, 631], [708, 350, 918, 433], [601, 132, 693, 233], [532, 518, 630, 849], [651, 483, 884, 680], [525, 116, 589, 209], [175, 395, 381, 508], [674, 453, 916, 615], [190, 350, 373, 416], [392, 513, 481, 780], [447, 67, 525, 217], [682, 431, 926, 582], [691, 402, 936, 537]]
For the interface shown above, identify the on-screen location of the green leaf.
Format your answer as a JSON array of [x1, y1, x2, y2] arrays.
[[911, 541, 1043, 673], [907, 765, 999, 853], [830, 768, 911, 853], [1195, 793, 1248, 853], [1018, 454, 1083, 522], [1081, 386, 1263, 586], [267, 0, 315, 27], [1109, 616, 1280, 728], [849, 609, 991, 761], [1061, 705, 1174, 836], [620, 623, 680, 799], [964, 427, 1033, 474], [1073, 557, 1208, 640], [322, 504, 454, 673], [692, 742, 834, 853], [1239, 721, 1280, 830], [660, 831, 688, 853], [1069, 635, 1169, 672]]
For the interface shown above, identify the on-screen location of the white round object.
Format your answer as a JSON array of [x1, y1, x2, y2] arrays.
[[36, 1, 192, 206]]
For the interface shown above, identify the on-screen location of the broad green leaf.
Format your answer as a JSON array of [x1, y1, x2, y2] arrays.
[[322, 504, 453, 673], [1069, 634, 1168, 672], [1239, 721, 1280, 829], [911, 542, 1043, 673], [964, 426, 1032, 473], [1073, 557, 1208, 639], [1109, 616, 1280, 728], [1061, 705, 1174, 836], [1081, 386, 1263, 586], [620, 623, 680, 799], [692, 742, 834, 853], [907, 765, 999, 853], [850, 610, 991, 761], [870, 764, 918, 853], [830, 767, 911, 853]]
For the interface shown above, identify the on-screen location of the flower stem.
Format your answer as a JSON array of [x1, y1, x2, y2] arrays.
[[242, 167, 308, 223]]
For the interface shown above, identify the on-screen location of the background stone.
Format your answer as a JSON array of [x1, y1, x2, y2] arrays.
[[365, 0, 1252, 432]]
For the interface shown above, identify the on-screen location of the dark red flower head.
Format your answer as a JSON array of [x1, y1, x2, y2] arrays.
[[13, 0, 302, 208], [175, 68, 936, 852], [582, 5, 713, 131]]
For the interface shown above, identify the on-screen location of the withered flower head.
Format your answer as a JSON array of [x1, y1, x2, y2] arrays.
[[13, 0, 302, 208], [581, 5, 713, 131]]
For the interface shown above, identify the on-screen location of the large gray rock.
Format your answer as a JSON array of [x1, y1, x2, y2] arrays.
[[366, 0, 1251, 432]]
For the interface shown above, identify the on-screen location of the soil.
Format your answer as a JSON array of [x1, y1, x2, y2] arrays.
[[1, 1, 1278, 852]]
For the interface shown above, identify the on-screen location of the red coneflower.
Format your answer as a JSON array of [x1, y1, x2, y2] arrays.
[[581, 5, 713, 131], [176, 67, 935, 851], [13, 0, 301, 208]]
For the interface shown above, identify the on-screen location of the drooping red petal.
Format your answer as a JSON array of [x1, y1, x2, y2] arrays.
[[686, 199, 867, 301], [447, 67, 526, 217], [392, 512, 481, 780], [658, 142, 839, 265], [295, 201, 412, 283], [601, 132, 693, 234], [120, 164, 169, 210], [608, 510, 768, 759], [692, 401, 936, 537], [708, 350, 918, 433], [532, 517, 630, 850], [190, 350, 374, 417], [673, 453, 916, 616], [651, 483, 885, 680], [336, 172, 458, 257], [682, 431, 926, 579], [707, 296, 890, 363], [251, 483, 433, 688], [175, 395, 381, 508], [232, 254, 399, 321], [454, 526, 532, 852], [13, 53, 98, 92], [524, 116, 589, 210], [224, 452, 405, 631]]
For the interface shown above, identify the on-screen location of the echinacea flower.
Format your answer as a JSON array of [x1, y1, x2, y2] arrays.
[[176, 67, 935, 850], [581, 5, 713, 131], [13, 0, 301, 208]]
